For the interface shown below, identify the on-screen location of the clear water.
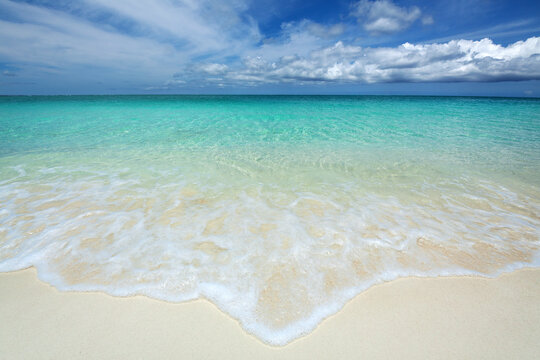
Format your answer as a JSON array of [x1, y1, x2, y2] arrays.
[[1, 95, 539, 345]]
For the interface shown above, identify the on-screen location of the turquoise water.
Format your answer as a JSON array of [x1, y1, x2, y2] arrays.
[[1, 95, 539, 344]]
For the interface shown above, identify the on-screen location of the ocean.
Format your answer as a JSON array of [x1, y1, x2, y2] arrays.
[[1, 95, 539, 345]]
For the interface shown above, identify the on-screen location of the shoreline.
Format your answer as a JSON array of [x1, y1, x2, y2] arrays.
[[1, 267, 539, 359]]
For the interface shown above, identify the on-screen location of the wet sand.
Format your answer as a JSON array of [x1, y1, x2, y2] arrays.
[[1, 267, 539, 359]]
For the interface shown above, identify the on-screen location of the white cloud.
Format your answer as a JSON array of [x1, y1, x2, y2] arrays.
[[0, 0, 260, 84], [425, 19, 539, 44], [242, 19, 347, 65], [198, 63, 229, 75], [304, 21, 346, 39], [352, 0, 422, 35], [175, 37, 540, 85], [0, 1, 180, 78], [83, 0, 261, 56], [422, 15, 434, 26], [243, 22, 328, 62]]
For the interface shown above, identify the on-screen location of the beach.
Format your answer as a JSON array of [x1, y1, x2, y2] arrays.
[[1, 267, 539, 359], [2, 0, 540, 357], [1, 95, 539, 348]]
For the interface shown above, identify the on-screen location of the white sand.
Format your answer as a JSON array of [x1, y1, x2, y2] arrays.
[[1, 267, 539, 359]]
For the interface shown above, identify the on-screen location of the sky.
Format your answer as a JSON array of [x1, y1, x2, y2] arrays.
[[1, 0, 540, 96]]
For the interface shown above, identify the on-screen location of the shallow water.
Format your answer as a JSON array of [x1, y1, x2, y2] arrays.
[[1, 95, 539, 344]]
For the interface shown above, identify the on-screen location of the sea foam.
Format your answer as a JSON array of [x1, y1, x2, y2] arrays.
[[0, 164, 538, 345]]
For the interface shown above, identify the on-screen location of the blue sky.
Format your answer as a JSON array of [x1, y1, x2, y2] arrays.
[[1, 0, 539, 95]]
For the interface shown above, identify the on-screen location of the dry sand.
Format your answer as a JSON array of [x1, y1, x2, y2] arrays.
[[1, 267, 539, 359]]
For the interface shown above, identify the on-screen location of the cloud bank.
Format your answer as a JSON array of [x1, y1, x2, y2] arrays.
[[169, 37, 540, 87]]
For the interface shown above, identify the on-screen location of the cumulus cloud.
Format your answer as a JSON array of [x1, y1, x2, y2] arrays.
[[352, 0, 422, 34], [173, 37, 540, 85]]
